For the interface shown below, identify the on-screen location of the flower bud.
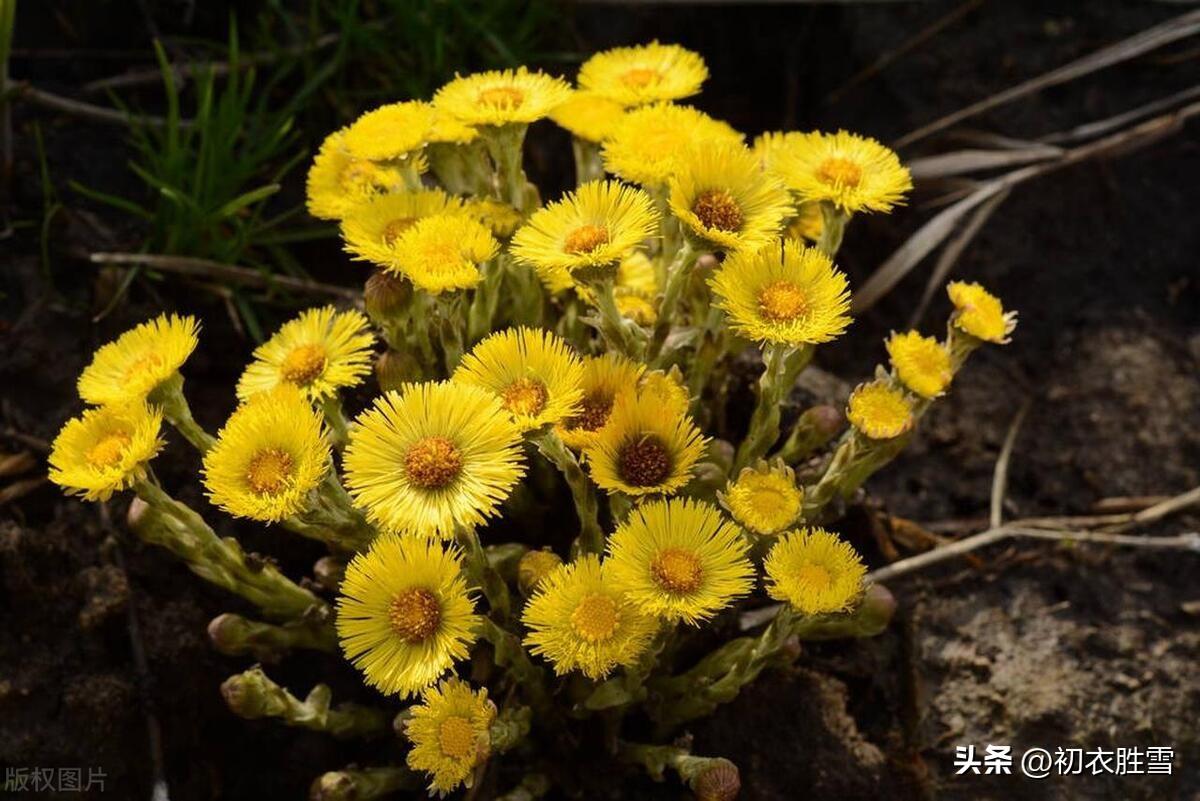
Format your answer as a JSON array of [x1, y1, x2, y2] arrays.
[[375, 349, 422, 393], [692, 759, 741, 801], [364, 269, 411, 322], [517, 549, 563, 596], [126, 496, 152, 531], [313, 556, 346, 592], [309, 772, 356, 801], [854, 583, 896, 637], [220, 669, 272, 719]]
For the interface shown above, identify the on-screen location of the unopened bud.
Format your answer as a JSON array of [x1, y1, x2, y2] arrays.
[[208, 613, 249, 656], [854, 583, 896, 637], [692, 759, 741, 801], [220, 667, 276, 719], [375, 349, 421, 393], [364, 269, 411, 322], [313, 556, 347, 592], [517, 549, 563, 596], [309, 772, 355, 801], [778, 404, 844, 464], [126, 496, 152, 531]]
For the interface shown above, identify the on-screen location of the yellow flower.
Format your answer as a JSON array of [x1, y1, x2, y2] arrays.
[[549, 90, 626, 143], [720, 460, 803, 536], [638, 368, 690, 417], [306, 129, 404, 220], [342, 101, 437, 161], [752, 131, 805, 176], [602, 103, 743, 188], [886, 331, 952, 398], [511, 180, 659, 285], [49, 402, 163, 501], [340, 190, 466, 270], [578, 42, 708, 107], [709, 240, 852, 346], [517, 549, 564, 596], [582, 390, 707, 497], [390, 213, 499, 294], [405, 678, 496, 796], [428, 112, 479, 145], [772, 130, 912, 214], [846, 380, 913, 440], [236, 306, 375, 403], [337, 534, 479, 697], [947, 281, 1017, 344], [786, 201, 825, 243], [434, 68, 572, 127], [201, 387, 330, 522], [764, 527, 867, 615], [343, 382, 525, 538], [668, 142, 793, 253], [606, 498, 754, 625], [522, 554, 657, 679], [616, 250, 658, 295], [463, 197, 523, 238], [555, 353, 645, 449], [453, 327, 584, 433], [77, 314, 199, 406]]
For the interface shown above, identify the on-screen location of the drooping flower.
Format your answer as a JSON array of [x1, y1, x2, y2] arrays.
[[77, 314, 199, 406], [49, 402, 163, 501], [846, 380, 913, 440], [771, 130, 912, 214], [764, 527, 867, 615], [578, 42, 708, 107], [720, 460, 803, 536], [405, 678, 496, 796], [434, 68, 572, 127], [886, 331, 953, 398], [947, 281, 1017, 344]]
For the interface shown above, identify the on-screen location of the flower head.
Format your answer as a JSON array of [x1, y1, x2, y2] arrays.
[[518, 549, 564, 596], [390, 213, 499, 294], [710, 240, 852, 346], [764, 527, 867, 615], [772, 130, 912, 214], [428, 112, 479, 145], [343, 101, 437, 161], [77, 314, 199, 406], [453, 327, 584, 432], [578, 42, 708, 107], [549, 90, 626, 143], [522, 554, 657, 679], [602, 103, 743, 188], [306, 129, 404, 220], [720, 460, 803, 536], [343, 382, 525, 538], [434, 68, 572, 127], [463, 198, 524, 238], [555, 352, 644, 449], [638, 368, 690, 417], [947, 281, 1017, 344], [49, 402, 163, 501], [606, 498, 754, 625], [337, 534, 479, 696], [405, 679, 496, 796], [340, 190, 466, 270], [886, 331, 952, 398], [785, 201, 825, 243], [236, 306, 375, 403], [202, 387, 330, 522], [846, 380, 913, 440]]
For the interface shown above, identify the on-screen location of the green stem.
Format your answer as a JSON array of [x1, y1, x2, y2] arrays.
[[467, 255, 506, 345], [319, 395, 350, 449], [284, 470, 375, 552], [480, 618, 553, 719], [590, 277, 647, 361], [149, 373, 215, 452], [648, 242, 699, 365], [208, 612, 337, 661], [310, 767, 420, 801], [571, 137, 605, 186], [815, 202, 851, 258], [733, 344, 812, 472], [485, 123, 530, 211], [534, 431, 604, 557], [436, 295, 466, 375], [221, 666, 386, 739], [456, 526, 511, 621]]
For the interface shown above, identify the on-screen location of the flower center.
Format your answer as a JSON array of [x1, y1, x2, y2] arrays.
[[570, 593, 620, 643], [691, 188, 744, 233], [618, 434, 671, 487], [757, 280, 810, 323], [246, 448, 294, 495], [794, 563, 833, 592], [438, 715, 478, 761], [418, 241, 463, 274], [86, 432, 130, 468], [816, 157, 863, 188], [478, 86, 525, 109], [382, 217, 415, 245], [123, 353, 164, 382], [650, 548, 704, 595], [563, 224, 610, 255], [502, 377, 549, 417], [620, 67, 660, 88], [281, 344, 327, 385], [388, 587, 442, 643], [571, 392, 614, 433], [404, 436, 463, 489]]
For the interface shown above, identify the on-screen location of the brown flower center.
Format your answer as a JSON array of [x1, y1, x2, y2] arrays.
[[757, 280, 810, 323], [620, 67, 660, 88], [563, 224, 610, 255], [650, 548, 704, 595], [281, 344, 327, 385], [571, 392, 614, 433], [86, 432, 131, 468], [382, 217, 415, 245], [691, 188, 744, 233], [404, 436, 463, 489], [816, 157, 863, 188], [438, 715, 478, 761], [794, 563, 832, 592], [618, 434, 671, 487], [570, 593, 620, 643], [246, 448, 294, 495], [478, 86, 525, 109], [388, 587, 442, 643], [502, 377, 549, 417]]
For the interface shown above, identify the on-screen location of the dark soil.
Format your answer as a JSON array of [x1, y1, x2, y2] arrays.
[[3, 2, 1199, 800]]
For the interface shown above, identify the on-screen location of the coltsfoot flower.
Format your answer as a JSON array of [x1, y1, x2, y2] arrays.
[[578, 42, 708, 107], [763, 527, 867, 615], [306, 129, 404, 220], [709, 240, 852, 346], [202, 387, 330, 522], [638, 368, 690, 418], [340, 190, 466, 270], [771, 130, 913, 214], [77, 313, 199, 405], [462, 198, 524, 238], [947, 281, 1017, 344], [720, 460, 803, 536], [602, 103, 743, 188], [337, 534, 479, 697], [606, 498, 754, 625], [342, 101, 437, 161], [517, 549, 564, 596], [549, 90, 627, 143], [453, 327, 584, 432], [49, 402, 163, 501], [236, 306, 375, 403], [434, 68, 572, 127], [886, 331, 952, 398], [555, 352, 644, 449], [522, 554, 657, 679], [342, 382, 525, 538], [389, 213, 499, 295], [846, 380, 914, 440], [405, 678, 496, 796]]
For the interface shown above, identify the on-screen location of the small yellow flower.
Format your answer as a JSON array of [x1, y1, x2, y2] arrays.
[[405, 679, 496, 796], [582, 390, 707, 497], [236, 306, 375, 403], [462, 197, 524, 238], [615, 292, 657, 326], [522, 554, 657, 680], [306, 129, 404, 220], [77, 314, 199, 406], [602, 103, 743, 188], [202, 387, 330, 522], [428, 112, 479, 145], [337, 534, 479, 697], [772, 130, 912, 214], [606, 498, 754, 625], [555, 352, 645, 449], [764, 527, 867, 615], [342, 101, 437, 161], [434, 68, 572, 127], [390, 213, 499, 294], [947, 281, 1017, 344], [752, 131, 805, 176], [517, 549, 564, 596], [511, 180, 659, 286], [720, 460, 803, 536], [453, 327, 585, 432], [340, 190, 466, 270], [49, 402, 163, 502], [709, 240, 852, 346], [846, 380, 913, 440], [785, 201, 825, 243], [669, 142, 793, 253], [578, 42, 708, 107], [638, 368, 690, 418], [343, 382, 525, 538], [886, 331, 952, 398], [549, 90, 627, 143]]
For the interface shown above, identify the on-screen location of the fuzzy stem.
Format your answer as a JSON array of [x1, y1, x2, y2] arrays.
[[534, 431, 604, 557], [221, 667, 385, 739], [456, 526, 511, 621], [284, 470, 375, 553], [467, 255, 507, 345], [208, 612, 337, 662], [648, 242, 699, 365], [590, 277, 648, 361], [319, 395, 350, 450], [149, 373, 215, 452], [479, 618, 553, 719], [733, 344, 812, 472], [571, 137, 605, 185], [815, 202, 851, 258], [485, 123, 530, 211], [309, 767, 420, 801]]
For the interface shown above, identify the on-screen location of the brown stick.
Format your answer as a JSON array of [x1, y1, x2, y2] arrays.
[[8, 82, 177, 127]]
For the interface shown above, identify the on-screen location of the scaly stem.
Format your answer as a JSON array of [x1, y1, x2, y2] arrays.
[[284, 470, 375, 553], [479, 618, 553, 719], [589, 277, 647, 361], [319, 395, 350, 449], [310, 767, 420, 800], [733, 344, 812, 472], [648, 242, 698, 365], [456, 526, 511, 621], [467, 255, 506, 345], [149, 373, 215, 452], [207, 612, 337, 661], [221, 665, 386, 739], [571, 137, 605, 185], [485, 123, 530, 211], [534, 431, 604, 557], [815, 201, 851, 258]]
